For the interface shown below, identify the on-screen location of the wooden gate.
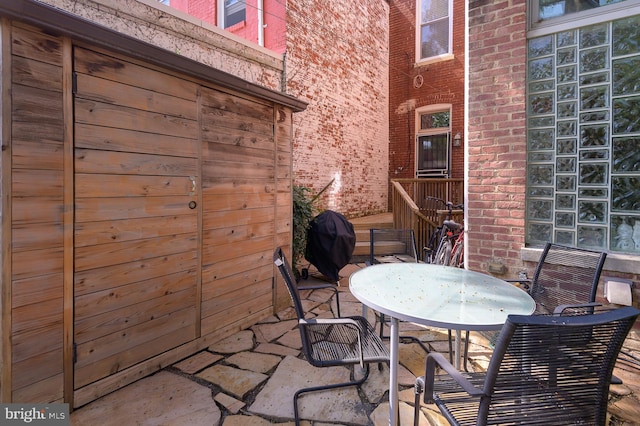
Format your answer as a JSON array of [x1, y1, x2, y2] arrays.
[[72, 47, 200, 390]]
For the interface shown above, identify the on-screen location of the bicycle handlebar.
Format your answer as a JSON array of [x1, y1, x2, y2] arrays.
[[425, 196, 463, 211]]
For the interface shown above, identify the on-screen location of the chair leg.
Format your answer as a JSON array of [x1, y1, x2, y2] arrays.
[[414, 376, 425, 426], [293, 364, 371, 426]]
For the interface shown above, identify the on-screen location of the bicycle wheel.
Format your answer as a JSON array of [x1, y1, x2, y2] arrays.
[[434, 238, 452, 265], [424, 226, 442, 263], [450, 237, 464, 268]]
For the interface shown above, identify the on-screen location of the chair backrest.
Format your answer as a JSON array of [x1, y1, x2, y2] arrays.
[[479, 307, 639, 425], [530, 243, 607, 314], [273, 247, 306, 321], [369, 228, 418, 264]]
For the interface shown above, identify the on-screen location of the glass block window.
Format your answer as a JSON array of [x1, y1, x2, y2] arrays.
[[527, 16, 640, 254]]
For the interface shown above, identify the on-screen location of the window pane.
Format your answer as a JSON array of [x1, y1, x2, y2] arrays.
[[418, 135, 449, 170], [420, 111, 450, 129], [421, 0, 449, 23], [538, 0, 627, 22], [421, 19, 449, 58], [225, 0, 245, 28]]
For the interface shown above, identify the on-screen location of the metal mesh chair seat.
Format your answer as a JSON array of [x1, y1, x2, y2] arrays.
[[414, 307, 640, 426], [273, 247, 390, 425], [303, 318, 390, 366]]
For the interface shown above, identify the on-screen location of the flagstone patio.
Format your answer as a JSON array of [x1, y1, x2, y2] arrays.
[[70, 262, 640, 425]]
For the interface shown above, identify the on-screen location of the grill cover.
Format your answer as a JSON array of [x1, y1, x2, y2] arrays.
[[305, 210, 356, 282]]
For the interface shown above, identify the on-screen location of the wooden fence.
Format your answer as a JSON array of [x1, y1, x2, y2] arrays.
[[391, 178, 464, 260]]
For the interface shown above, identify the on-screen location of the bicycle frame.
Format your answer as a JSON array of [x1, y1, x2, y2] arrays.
[[424, 197, 464, 266]]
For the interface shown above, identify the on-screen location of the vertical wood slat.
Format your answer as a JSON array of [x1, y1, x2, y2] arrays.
[[1, 16, 13, 402], [62, 36, 74, 408], [7, 22, 66, 403]]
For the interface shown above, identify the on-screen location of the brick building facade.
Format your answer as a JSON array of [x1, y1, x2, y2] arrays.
[[163, 0, 390, 217], [389, 0, 465, 181], [466, 0, 640, 297], [285, 1, 390, 217]]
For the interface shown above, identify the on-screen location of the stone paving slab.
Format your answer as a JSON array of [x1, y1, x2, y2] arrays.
[[173, 351, 223, 374], [254, 342, 300, 357], [70, 263, 640, 426], [209, 330, 255, 354], [197, 364, 268, 399], [249, 355, 370, 425], [70, 371, 220, 425], [226, 351, 282, 374]]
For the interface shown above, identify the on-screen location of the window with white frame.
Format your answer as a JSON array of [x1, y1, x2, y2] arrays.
[[526, 3, 640, 254], [531, 0, 628, 26], [416, 107, 451, 178], [219, 0, 246, 28], [416, 0, 452, 62]]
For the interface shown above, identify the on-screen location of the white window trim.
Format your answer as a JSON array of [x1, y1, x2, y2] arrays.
[[217, 0, 224, 27], [415, 104, 452, 177], [415, 104, 452, 136], [528, 0, 640, 38], [415, 0, 453, 64]]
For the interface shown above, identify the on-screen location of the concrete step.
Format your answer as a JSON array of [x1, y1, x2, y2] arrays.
[[349, 213, 395, 257]]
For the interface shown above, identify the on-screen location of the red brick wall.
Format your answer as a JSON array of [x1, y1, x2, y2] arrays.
[[389, 0, 465, 181], [466, 0, 640, 305], [285, 1, 390, 218], [466, 0, 528, 275], [170, 0, 286, 53]]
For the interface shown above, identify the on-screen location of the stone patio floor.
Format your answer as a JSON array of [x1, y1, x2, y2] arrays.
[[70, 263, 640, 425]]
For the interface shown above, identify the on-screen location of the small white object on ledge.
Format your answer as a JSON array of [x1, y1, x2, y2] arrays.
[[604, 277, 634, 306]]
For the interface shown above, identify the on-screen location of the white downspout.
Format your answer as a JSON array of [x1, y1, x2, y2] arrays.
[[258, 0, 264, 47], [463, 0, 469, 270]]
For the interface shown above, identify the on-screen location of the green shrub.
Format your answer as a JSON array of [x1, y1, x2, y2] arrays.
[[292, 185, 314, 276]]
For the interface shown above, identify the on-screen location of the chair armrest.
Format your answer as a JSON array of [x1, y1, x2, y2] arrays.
[[300, 317, 359, 326], [423, 352, 485, 403], [553, 302, 602, 315]]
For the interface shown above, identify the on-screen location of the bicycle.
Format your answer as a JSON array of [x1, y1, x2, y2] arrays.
[[423, 197, 464, 266], [449, 223, 464, 268]]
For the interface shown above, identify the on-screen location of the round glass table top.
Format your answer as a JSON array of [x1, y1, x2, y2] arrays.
[[349, 263, 536, 330]]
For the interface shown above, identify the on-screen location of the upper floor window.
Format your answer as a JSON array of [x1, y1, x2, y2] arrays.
[[417, 0, 452, 62], [219, 0, 246, 28]]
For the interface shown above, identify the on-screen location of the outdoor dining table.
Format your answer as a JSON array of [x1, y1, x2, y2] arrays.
[[349, 262, 536, 426]]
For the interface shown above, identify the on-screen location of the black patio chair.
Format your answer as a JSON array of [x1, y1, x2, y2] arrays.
[[471, 242, 608, 369], [413, 306, 640, 426], [273, 247, 390, 425], [516, 242, 607, 315]]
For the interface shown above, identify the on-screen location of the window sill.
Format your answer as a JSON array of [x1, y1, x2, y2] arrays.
[[415, 53, 454, 68], [521, 247, 640, 275]]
